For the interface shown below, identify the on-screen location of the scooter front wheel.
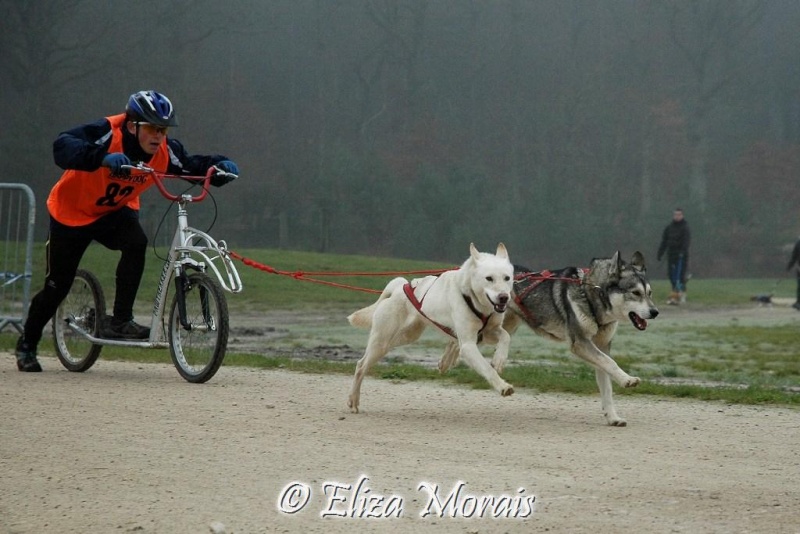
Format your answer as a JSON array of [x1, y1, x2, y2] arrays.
[[168, 272, 229, 383]]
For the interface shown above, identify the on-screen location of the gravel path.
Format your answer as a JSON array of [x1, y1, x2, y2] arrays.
[[1, 356, 798, 533]]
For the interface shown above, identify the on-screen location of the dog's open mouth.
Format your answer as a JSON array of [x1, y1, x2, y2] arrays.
[[629, 312, 647, 331], [489, 297, 508, 313]]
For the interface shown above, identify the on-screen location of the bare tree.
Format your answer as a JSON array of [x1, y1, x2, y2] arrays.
[[363, 0, 429, 137], [663, 0, 766, 213], [0, 1, 119, 195]]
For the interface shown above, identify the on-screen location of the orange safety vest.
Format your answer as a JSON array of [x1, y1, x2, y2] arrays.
[[47, 113, 170, 226]]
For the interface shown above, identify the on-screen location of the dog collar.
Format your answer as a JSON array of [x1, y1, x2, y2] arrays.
[[402, 282, 490, 340], [462, 294, 492, 332]]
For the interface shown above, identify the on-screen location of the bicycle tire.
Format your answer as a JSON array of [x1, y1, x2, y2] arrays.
[[53, 269, 105, 372], [168, 272, 229, 383]]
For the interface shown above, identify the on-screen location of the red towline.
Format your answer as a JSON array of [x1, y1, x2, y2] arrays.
[[228, 250, 453, 294]]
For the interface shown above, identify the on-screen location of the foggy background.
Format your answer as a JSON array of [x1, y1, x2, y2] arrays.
[[2, 0, 798, 277]]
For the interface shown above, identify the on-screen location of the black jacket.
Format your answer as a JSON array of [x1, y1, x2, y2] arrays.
[[53, 118, 228, 176], [657, 220, 690, 261]]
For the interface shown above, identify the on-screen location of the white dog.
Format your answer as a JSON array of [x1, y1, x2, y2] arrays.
[[347, 243, 515, 413]]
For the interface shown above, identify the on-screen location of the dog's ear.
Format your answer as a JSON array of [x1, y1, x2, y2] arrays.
[[586, 253, 620, 285], [470, 242, 480, 261], [630, 251, 646, 273], [495, 242, 509, 260], [611, 251, 622, 279]]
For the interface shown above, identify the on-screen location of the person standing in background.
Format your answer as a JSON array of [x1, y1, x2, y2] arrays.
[[657, 208, 691, 305], [786, 237, 800, 310]]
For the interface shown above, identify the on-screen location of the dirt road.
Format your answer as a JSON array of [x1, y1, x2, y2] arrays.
[[1, 356, 798, 534]]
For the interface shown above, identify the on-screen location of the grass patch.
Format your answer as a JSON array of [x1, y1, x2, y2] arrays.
[[3, 244, 799, 407], [10, 241, 797, 309], [4, 333, 796, 406]]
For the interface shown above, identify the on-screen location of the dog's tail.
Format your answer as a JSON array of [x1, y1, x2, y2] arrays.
[[347, 277, 407, 328]]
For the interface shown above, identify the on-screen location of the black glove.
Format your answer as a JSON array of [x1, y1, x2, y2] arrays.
[[102, 153, 131, 175], [210, 160, 239, 187]]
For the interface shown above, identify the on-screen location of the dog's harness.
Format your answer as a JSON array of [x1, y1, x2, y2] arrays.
[[403, 281, 491, 340], [512, 268, 589, 326]]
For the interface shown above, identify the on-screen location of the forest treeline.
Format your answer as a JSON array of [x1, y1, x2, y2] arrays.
[[1, 0, 798, 276]]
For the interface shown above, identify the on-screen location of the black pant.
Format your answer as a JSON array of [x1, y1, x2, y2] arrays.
[[22, 207, 148, 348], [796, 271, 800, 304]]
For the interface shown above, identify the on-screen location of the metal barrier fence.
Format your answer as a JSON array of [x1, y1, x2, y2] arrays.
[[0, 184, 36, 333]]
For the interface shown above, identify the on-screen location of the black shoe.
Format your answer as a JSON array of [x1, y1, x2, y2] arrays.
[[15, 336, 42, 372], [102, 316, 150, 340], [793, 302, 800, 311]]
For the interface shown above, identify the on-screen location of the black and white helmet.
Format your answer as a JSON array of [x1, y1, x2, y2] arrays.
[[125, 90, 178, 127]]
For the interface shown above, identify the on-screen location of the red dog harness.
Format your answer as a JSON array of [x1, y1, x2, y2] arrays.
[[403, 281, 491, 340]]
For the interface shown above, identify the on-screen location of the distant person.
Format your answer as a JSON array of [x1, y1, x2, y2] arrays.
[[14, 90, 239, 372], [657, 207, 691, 305], [786, 237, 800, 310]]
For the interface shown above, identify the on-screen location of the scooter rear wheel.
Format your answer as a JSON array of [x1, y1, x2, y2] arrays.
[[53, 269, 105, 372]]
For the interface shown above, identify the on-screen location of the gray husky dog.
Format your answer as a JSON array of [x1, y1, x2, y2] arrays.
[[439, 251, 658, 426]]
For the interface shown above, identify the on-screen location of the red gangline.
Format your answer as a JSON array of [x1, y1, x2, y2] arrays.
[[228, 251, 453, 294]]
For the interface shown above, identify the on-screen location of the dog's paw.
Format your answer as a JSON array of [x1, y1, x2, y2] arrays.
[[623, 376, 641, 388], [347, 397, 360, 414], [500, 384, 514, 397], [437, 360, 451, 374], [603, 406, 627, 426]]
